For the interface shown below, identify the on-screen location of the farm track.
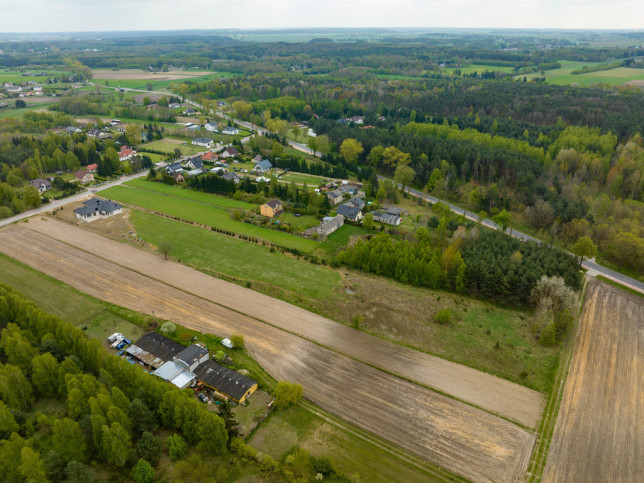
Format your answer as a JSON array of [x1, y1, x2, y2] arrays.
[[542, 280, 644, 482], [0, 219, 538, 481]]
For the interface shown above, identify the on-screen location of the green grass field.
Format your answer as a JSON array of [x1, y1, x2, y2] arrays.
[[124, 179, 255, 209], [279, 172, 329, 185], [101, 184, 318, 252], [444, 63, 516, 75], [139, 139, 207, 156], [94, 71, 238, 91], [129, 210, 340, 299], [517, 60, 644, 86]]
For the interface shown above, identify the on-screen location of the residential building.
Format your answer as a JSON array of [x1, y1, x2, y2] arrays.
[[220, 147, 239, 158], [372, 211, 402, 226], [204, 122, 218, 132], [260, 199, 284, 218], [65, 126, 82, 134], [327, 189, 343, 206], [336, 197, 365, 222], [86, 163, 98, 173], [30, 178, 52, 193], [168, 102, 181, 109], [119, 145, 136, 161], [87, 128, 101, 138], [317, 215, 344, 237], [191, 137, 213, 148], [385, 206, 405, 217], [222, 126, 239, 135], [254, 159, 273, 173], [74, 170, 94, 184], [222, 172, 240, 183], [193, 360, 258, 404], [184, 108, 196, 115], [165, 162, 183, 174], [185, 157, 204, 170], [73, 198, 122, 221], [200, 151, 217, 161]]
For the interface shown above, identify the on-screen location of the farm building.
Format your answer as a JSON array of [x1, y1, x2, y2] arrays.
[[261, 199, 284, 218], [317, 215, 344, 237], [192, 137, 213, 148], [193, 359, 258, 404], [125, 332, 184, 369], [372, 211, 402, 226], [152, 344, 209, 389]]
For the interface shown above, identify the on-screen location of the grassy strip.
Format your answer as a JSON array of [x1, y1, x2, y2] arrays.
[[124, 178, 254, 209], [595, 275, 644, 298], [101, 184, 318, 252], [525, 277, 588, 481]]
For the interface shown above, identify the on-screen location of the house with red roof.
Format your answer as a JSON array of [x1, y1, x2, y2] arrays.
[[200, 151, 218, 161], [87, 163, 98, 173], [119, 145, 136, 161]]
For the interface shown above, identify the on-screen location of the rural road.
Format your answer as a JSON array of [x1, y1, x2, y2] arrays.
[[0, 219, 538, 482]]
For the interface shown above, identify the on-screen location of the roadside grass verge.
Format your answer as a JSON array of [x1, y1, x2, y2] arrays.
[[101, 184, 318, 252], [596, 275, 644, 298]]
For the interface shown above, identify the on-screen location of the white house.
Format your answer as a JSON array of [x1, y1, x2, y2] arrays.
[[222, 126, 239, 135], [191, 137, 213, 148], [204, 122, 218, 132]]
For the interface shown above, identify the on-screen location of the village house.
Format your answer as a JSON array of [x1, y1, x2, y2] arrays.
[[200, 151, 217, 161], [372, 211, 402, 226], [222, 126, 239, 135], [119, 145, 136, 161], [184, 108, 196, 115], [336, 197, 364, 222], [86, 163, 98, 173], [317, 215, 344, 237], [327, 189, 344, 206], [65, 126, 82, 134], [254, 159, 273, 173], [204, 121, 218, 132], [73, 198, 122, 221], [74, 170, 94, 184], [30, 178, 52, 193], [168, 102, 181, 109], [191, 137, 213, 148], [260, 199, 284, 218], [220, 147, 239, 159], [185, 157, 204, 170], [87, 128, 101, 138], [165, 162, 184, 174], [222, 171, 240, 183]]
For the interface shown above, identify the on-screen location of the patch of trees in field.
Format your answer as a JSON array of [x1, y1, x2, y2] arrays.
[[337, 227, 581, 307]]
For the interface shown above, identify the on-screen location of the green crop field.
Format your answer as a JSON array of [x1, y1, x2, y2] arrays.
[[101, 184, 318, 252], [124, 179, 254, 209], [444, 63, 516, 74], [517, 60, 644, 86], [129, 210, 340, 299]]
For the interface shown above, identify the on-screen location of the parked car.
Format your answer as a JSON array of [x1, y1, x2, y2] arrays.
[[122, 338, 132, 345], [198, 393, 208, 404], [116, 349, 125, 356], [116, 341, 128, 350]]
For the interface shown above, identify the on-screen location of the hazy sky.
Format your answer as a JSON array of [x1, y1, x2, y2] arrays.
[[0, 0, 643, 32]]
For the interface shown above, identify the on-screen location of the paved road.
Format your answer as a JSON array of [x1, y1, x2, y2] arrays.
[[0, 169, 149, 228]]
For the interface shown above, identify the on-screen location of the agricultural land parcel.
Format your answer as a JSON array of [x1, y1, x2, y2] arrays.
[[519, 60, 644, 86], [0, 252, 440, 482], [0, 218, 540, 481], [63, 180, 560, 393], [542, 280, 644, 482], [91, 69, 237, 91]]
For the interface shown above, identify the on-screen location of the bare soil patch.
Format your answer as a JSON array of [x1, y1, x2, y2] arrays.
[[624, 79, 644, 88], [0, 220, 537, 482], [92, 69, 213, 81], [26, 216, 542, 428], [543, 280, 644, 482]]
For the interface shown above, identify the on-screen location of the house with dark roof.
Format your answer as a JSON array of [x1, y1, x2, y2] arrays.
[[193, 359, 258, 404], [152, 344, 209, 389], [166, 162, 184, 174], [317, 215, 344, 237], [327, 189, 343, 206], [222, 126, 239, 135], [185, 157, 203, 170], [385, 206, 404, 217], [222, 172, 240, 183], [65, 126, 82, 134], [260, 199, 284, 218], [73, 198, 122, 221], [30, 178, 52, 194], [372, 211, 402, 226], [253, 159, 273, 173], [125, 332, 184, 369], [221, 147, 239, 158], [191, 137, 213, 148], [336, 197, 364, 223]]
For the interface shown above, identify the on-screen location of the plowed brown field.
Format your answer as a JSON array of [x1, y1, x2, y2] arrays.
[[0, 219, 540, 481], [543, 280, 644, 482]]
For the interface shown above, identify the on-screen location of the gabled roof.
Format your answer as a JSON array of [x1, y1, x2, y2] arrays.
[[175, 344, 208, 366], [255, 159, 272, 170], [188, 157, 203, 169], [265, 199, 283, 210], [128, 332, 184, 362], [347, 197, 365, 209], [193, 359, 257, 402], [328, 189, 343, 199], [192, 137, 212, 144], [73, 198, 121, 216], [30, 178, 51, 188], [336, 204, 361, 220], [224, 147, 239, 155], [75, 170, 90, 179], [385, 206, 403, 216]]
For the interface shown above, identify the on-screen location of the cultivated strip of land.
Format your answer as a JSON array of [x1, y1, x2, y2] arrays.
[[0, 222, 535, 482], [22, 216, 543, 428], [542, 280, 644, 482]]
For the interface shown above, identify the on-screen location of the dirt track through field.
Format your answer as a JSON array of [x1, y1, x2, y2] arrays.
[[543, 280, 644, 482], [0, 220, 538, 481], [23, 217, 541, 426]]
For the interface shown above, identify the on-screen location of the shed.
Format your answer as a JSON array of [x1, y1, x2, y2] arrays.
[[194, 359, 258, 404]]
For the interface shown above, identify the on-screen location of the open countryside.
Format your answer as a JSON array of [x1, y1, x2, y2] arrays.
[[0, 220, 538, 482]]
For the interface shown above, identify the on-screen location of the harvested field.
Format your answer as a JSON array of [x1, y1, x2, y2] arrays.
[[543, 280, 644, 482], [0, 219, 538, 481], [92, 69, 213, 81]]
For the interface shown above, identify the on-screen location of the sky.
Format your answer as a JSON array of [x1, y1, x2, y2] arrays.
[[0, 0, 643, 33]]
